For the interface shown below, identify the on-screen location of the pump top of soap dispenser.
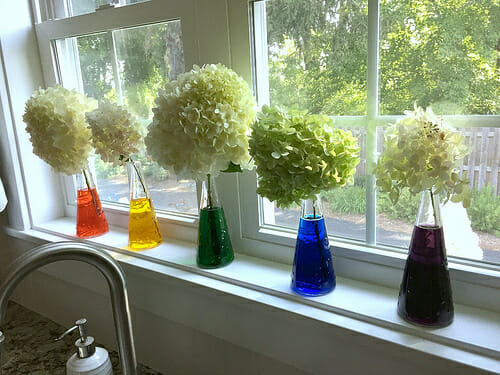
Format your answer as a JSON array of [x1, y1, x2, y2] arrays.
[[56, 318, 96, 359], [56, 318, 113, 375]]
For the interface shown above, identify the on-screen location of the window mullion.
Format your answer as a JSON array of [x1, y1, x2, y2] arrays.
[[365, 0, 380, 246], [109, 31, 124, 105]]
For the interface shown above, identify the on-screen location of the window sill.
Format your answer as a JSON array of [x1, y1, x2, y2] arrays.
[[4, 218, 500, 373]]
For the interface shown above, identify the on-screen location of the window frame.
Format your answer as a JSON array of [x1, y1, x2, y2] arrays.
[[23, 0, 500, 309], [237, 0, 500, 267], [32, 0, 239, 240]]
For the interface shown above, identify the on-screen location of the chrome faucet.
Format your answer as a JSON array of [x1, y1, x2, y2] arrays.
[[0, 241, 137, 375]]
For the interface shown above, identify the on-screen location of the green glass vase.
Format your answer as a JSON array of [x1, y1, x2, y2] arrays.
[[197, 174, 234, 268]]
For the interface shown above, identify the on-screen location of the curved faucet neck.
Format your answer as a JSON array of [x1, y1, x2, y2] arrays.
[[0, 241, 137, 375]]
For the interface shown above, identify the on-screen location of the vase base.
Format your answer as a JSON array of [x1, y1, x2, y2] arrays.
[[76, 230, 109, 239], [197, 255, 234, 269], [127, 240, 162, 251], [291, 282, 335, 297], [397, 308, 454, 328]]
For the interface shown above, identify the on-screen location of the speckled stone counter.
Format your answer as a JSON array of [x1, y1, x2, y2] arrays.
[[1, 302, 162, 374]]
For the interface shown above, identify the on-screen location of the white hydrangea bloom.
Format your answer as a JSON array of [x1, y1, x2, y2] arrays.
[[374, 104, 471, 206], [23, 85, 96, 175], [86, 101, 145, 165], [145, 64, 257, 180]]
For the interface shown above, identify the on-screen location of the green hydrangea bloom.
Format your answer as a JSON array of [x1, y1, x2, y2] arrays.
[[249, 106, 360, 208], [373, 105, 471, 207], [23, 85, 96, 175], [145, 64, 257, 180]]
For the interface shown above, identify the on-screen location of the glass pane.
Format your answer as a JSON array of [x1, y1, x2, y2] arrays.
[[69, 0, 150, 18], [255, 0, 368, 241], [376, 127, 500, 264], [259, 0, 368, 115], [263, 126, 367, 243], [55, 21, 198, 215], [379, 0, 500, 115]]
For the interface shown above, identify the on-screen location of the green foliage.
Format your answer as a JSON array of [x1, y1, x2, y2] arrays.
[[321, 183, 500, 235], [94, 155, 123, 180], [133, 154, 169, 182], [267, 0, 368, 115], [320, 182, 418, 222], [467, 186, 500, 235], [142, 161, 169, 181], [378, 189, 420, 223], [321, 185, 366, 214], [267, 0, 499, 115], [77, 21, 184, 119]]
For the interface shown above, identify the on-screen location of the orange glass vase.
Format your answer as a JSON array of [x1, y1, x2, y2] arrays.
[[76, 165, 109, 238], [127, 160, 162, 250]]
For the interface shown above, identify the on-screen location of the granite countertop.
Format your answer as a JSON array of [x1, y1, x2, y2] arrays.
[[1, 302, 162, 374]]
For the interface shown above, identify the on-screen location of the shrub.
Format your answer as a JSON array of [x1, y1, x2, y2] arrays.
[[467, 186, 500, 236], [377, 189, 419, 223], [94, 155, 122, 179], [321, 180, 500, 237], [142, 161, 169, 182], [321, 186, 366, 215]]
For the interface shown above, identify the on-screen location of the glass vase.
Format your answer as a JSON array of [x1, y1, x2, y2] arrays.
[[127, 160, 162, 250], [197, 174, 234, 268], [75, 164, 109, 238], [291, 196, 336, 296], [397, 189, 454, 327]]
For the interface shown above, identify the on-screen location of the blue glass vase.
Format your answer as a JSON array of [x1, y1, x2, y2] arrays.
[[291, 196, 336, 296]]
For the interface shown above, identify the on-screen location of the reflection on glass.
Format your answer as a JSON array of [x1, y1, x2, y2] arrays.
[[376, 127, 500, 264], [69, 0, 150, 18], [55, 21, 198, 214], [379, 0, 499, 115]]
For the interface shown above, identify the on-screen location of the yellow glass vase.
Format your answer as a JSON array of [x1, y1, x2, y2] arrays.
[[127, 159, 162, 250]]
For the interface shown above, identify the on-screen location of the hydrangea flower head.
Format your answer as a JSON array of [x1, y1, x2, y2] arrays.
[[374, 104, 471, 206], [145, 64, 257, 180], [249, 106, 360, 208], [23, 85, 96, 175], [86, 100, 145, 165]]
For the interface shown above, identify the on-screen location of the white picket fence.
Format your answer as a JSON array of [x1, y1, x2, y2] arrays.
[[346, 127, 500, 196], [459, 128, 500, 196]]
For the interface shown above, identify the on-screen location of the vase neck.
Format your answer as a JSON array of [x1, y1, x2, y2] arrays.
[[300, 195, 323, 220], [76, 164, 96, 191], [127, 160, 150, 200], [200, 174, 220, 210], [416, 189, 442, 228]]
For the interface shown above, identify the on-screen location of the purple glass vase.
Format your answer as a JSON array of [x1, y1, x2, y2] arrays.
[[397, 189, 454, 327]]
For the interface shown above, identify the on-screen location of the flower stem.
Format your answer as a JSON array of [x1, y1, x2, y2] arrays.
[[207, 174, 213, 209], [130, 157, 149, 199], [429, 188, 438, 226], [82, 168, 101, 216], [311, 197, 327, 280]]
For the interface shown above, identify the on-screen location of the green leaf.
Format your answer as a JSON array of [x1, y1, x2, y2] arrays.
[[222, 161, 243, 174]]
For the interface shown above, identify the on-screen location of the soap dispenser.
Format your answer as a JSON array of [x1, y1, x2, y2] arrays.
[[56, 318, 113, 375]]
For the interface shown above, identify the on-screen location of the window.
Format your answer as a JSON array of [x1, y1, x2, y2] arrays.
[[246, 0, 500, 265], [33, 0, 227, 228], [28, 0, 500, 271], [54, 21, 198, 215]]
